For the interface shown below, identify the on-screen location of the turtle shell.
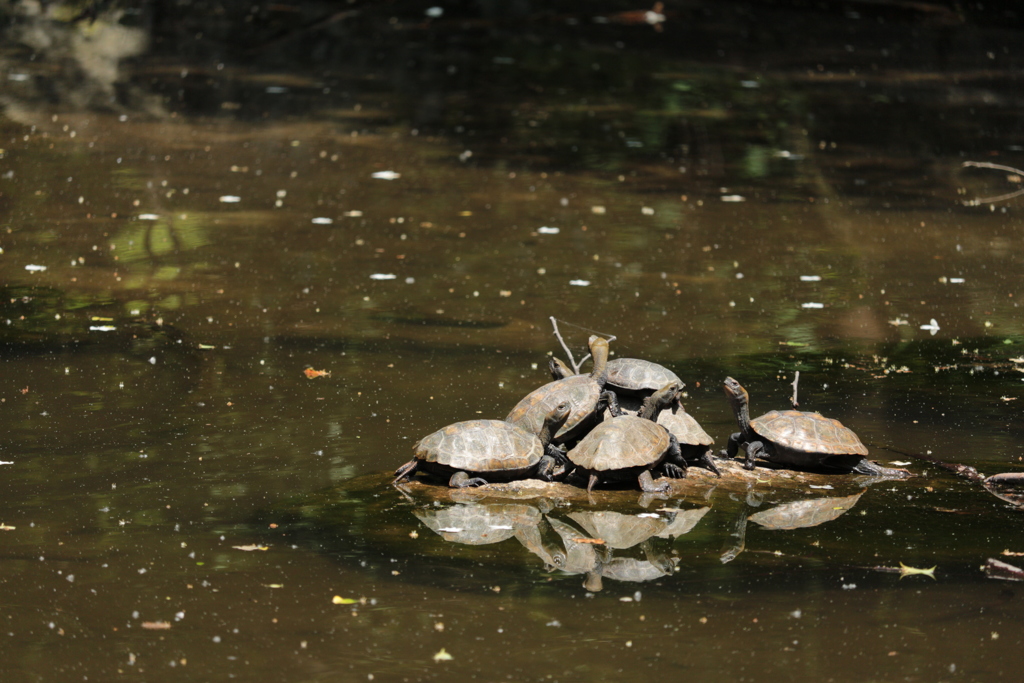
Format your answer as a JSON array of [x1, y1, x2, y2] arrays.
[[657, 404, 713, 447], [605, 358, 683, 395], [505, 375, 601, 443], [568, 415, 670, 471], [414, 419, 542, 474], [750, 410, 867, 456]]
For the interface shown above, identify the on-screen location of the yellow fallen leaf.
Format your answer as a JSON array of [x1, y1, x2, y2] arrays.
[[0, 524, 15, 531], [899, 562, 937, 578], [264, 584, 284, 589], [232, 544, 268, 551], [433, 648, 453, 662], [332, 596, 357, 605]]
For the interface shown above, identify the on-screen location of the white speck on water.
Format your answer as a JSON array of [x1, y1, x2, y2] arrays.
[[405, 277, 415, 284], [841, 583, 856, 590], [950, 278, 965, 284], [920, 318, 940, 335], [790, 609, 802, 618], [569, 280, 590, 286], [799, 275, 822, 281], [546, 620, 561, 627], [138, 213, 160, 220], [426, 6, 443, 17], [311, 217, 333, 225], [89, 326, 116, 332], [66, 574, 74, 582], [721, 195, 746, 202], [149, 356, 157, 365], [591, 205, 606, 214], [885, 529, 893, 536], [801, 302, 825, 309], [24, 264, 47, 272], [641, 207, 655, 215], [735, 273, 744, 279], [219, 195, 241, 203], [370, 273, 397, 280], [537, 226, 560, 234], [8, 73, 29, 81], [344, 210, 363, 217], [265, 86, 288, 94], [740, 80, 760, 88], [371, 171, 401, 180]]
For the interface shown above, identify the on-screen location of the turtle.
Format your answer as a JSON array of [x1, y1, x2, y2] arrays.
[[640, 384, 721, 477], [549, 355, 684, 398], [507, 336, 610, 445], [721, 376, 908, 476], [565, 384, 684, 492], [393, 402, 571, 488]]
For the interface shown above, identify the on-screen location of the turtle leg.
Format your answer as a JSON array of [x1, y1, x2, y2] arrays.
[[720, 432, 742, 459], [700, 448, 722, 477], [449, 471, 488, 488], [392, 459, 418, 484], [535, 455, 556, 482], [601, 390, 623, 418], [851, 457, 910, 478], [744, 440, 767, 470], [638, 469, 670, 493], [660, 434, 687, 478], [546, 443, 570, 468]]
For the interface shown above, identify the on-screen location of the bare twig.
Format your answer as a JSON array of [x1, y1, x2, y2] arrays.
[[962, 161, 1024, 205], [549, 317, 617, 374], [790, 371, 800, 408]]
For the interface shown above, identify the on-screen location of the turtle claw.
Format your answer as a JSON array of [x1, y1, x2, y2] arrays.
[[449, 472, 488, 488], [662, 462, 687, 479]]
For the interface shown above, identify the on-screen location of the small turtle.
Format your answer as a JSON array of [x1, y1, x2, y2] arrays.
[[638, 382, 720, 477], [549, 355, 683, 398], [507, 336, 610, 444], [721, 376, 907, 476], [566, 384, 683, 492], [394, 402, 571, 488]]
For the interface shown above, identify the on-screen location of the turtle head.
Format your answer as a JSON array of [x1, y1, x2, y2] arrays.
[[639, 381, 682, 420], [547, 401, 572, 426], [587, 336, 610, 385], [723, 377, 751, 428], [548, 356, 573, 380]]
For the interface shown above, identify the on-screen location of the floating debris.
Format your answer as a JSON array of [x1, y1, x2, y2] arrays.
[[311, 217, 333, 225], [304, 368, 331, 379], [369, 273, 397, 280], [426, 6, 444, 18], [371, 171, 401, 180], [569, 280, 591, 286], [24, 264, 47, 272], [232, 544, 269, 551], [432, 648, 453, 662], [984, 558, 1024, 581], [801, 302, 825, 309], [799, 275, 822, 282], [344, 210, 364, 217], [720, 195, 746, 202], [920, 318, 941, 335], [219, 195, 241, 203], [899, 562, 937, 578], [89, 326, 117, 332], [332, 596, 357, 605], [888, 318, 909, 327], [138, 213, 160, 220], [591, 206, 607, 214], [537, 226, 560, 234]]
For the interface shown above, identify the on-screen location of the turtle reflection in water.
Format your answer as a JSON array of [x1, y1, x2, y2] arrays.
[[545, 512, 680, 591], [721, 377, 908, 477], [393, 402, 570, 488], [414, 503, 543, 546]]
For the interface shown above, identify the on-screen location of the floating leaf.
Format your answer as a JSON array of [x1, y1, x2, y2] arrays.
[[141, 621, 172, 630], [0, 524, 14, 531], [232, 544, 268, 552], [304, 368, 331, 379], [432, 648, 453, 662], [332, 596, 357, 605], [899, 562, 936, 578]]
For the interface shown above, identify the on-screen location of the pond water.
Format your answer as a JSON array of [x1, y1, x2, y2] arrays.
[[2, 1, 1024, 681]]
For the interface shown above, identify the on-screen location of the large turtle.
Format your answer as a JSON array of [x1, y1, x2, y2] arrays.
[[507, 336, 610, 445], [565, 384, 683, 492], [393, 402, 571, 488], [721, 376, 907, 476]]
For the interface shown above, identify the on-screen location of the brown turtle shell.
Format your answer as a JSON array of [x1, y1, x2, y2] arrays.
[[605, 358, 683, 395], [750, 410, 868, 456], [568, 415, 670, 471], [413, 419, 543, 474], [505, 375, 601, 443], [657, 403, 713, 447]]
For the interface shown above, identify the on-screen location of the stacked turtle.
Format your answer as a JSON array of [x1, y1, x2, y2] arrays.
[[394, 337, 906, 490], [395, 336, 722, 490]]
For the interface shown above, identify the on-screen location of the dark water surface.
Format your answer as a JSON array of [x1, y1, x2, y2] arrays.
[[2, 1, 1024, 681]]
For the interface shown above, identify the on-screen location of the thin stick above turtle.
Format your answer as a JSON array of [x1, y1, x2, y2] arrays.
[[721, 377, 909, 477]]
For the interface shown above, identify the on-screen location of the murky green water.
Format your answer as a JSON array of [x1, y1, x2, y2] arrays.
[[2, 2, 1024, 681]]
